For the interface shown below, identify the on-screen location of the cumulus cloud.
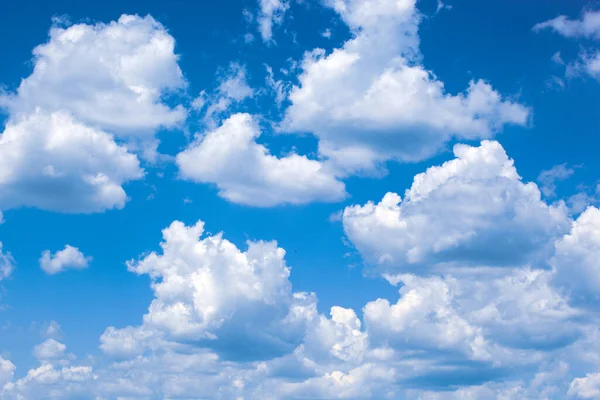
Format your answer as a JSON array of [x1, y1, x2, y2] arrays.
[[0, 111, 143, 213], [551, 206, 600, 305], [33, 339, 67, 360], [569, 373, 600, 398], [0, 14, 188, 214], [176, 113, 346, 206], [282, 0, 529, 174], [0, 14, 186, 138], [0, 242, 15, 282], [40, 245, 91, 275], [0, 357, 15, 388], [533, 9, 600, 39], [101, 219, 317, 361], [3, 196, 599, 399], [1, 364, 94, 399], [343, 141, 569, 273], [257, 0, 289, 42]]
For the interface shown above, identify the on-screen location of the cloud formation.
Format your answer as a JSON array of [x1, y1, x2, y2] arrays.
[[177, 113, 346, 206], [282, 0, 529, 174], [40, 245, 91, 274]]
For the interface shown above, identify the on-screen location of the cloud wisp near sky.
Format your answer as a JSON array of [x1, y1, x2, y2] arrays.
[[2, 0, 600, 399]]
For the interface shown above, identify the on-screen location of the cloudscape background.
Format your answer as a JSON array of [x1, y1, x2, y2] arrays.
[[2, 0, 600, 398]]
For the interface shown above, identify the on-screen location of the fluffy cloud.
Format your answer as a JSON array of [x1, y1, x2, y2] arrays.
[[364, 274, 490, 361], [40, 245, 91, 275], [569, 373, 600, 398], [0, 14, 186, 214], [551, 206, 600, 305], [282, 0, 529, 173], [0, 242, 15, 282], [0, 357, 15, 388], [533, 10, 600, 39], [101, 219, 317, 361], [0, 14, 186, 138], [257, 0, 289, 42], [176, 113, 346, 206], [1, 364, 95, 400], [343, 141, 569, 273], [4, 198, 599, 399], [0, 111, 142, 213], [33, 339, 67, 360]]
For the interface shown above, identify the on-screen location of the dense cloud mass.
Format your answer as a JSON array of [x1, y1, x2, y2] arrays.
[[343, 141, 570, 273], [0, 14, 186, 216], [282, 0, 529, 174]]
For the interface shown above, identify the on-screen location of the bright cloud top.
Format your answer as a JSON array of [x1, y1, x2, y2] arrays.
[[40, 245, 92, 275], [282, 0, 529, 174], [177, 113, 346, 206], [0, 111, 143, 213], [32, 339, 67, 360], [101, 219, 317, 360], [343, 140, 569, 272], [0, 14, 186, 137]]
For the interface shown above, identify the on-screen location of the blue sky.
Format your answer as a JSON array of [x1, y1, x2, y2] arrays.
[[1, 0, 600, 398]]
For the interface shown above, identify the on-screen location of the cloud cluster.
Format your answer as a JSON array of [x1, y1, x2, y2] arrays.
[[177, 113, 346, 206], [343, 141, 569, 273], [282, 0, 529, 174], [535, 10, 600, 83], [0, 14, 186, 215]]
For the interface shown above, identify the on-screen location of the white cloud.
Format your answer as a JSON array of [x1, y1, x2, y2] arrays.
[[533, 10, 600, 39], [538, 163, 575, 197], [0, 111, 143, 213], [364, 274, 491, 361], [567, 51, 600, 82], [0, 242, 15, 282], [40, 245, 91, 275], [282, 0, 529, 174], [1, 363, 94, 399], [0, 357, 15, 388], [552, 206, 600, 305], [343, 141, 569, 273], [257, 0, 290, 42], [176, 113, 346, 206], [0, 14, 185, 214], [33, 339, 67, 360], [101, 219, 317, 361], [0, 14, 187, 138], [569, 373, 600, 398], [203, 64, 254, 128]]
